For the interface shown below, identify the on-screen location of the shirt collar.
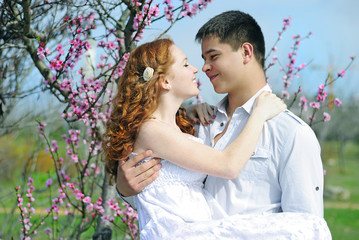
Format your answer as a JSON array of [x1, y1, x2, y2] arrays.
[[214, 84, 272, 116]]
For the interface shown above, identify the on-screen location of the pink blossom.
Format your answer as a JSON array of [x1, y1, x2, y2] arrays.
[[46, 178, 53, 187], [323, 112, 331, 122], [119, 60, 127, 68], [282, 17, 291, 26], [83, 196, 92, 204], [84, 41, 91, 50], [309, 101, 320, 109], [76, 192, 84, 200], [57, 44, 65, 55], [307, 115, 315, 121], [71, 154, 78, 163], [97, 63, 105, 69], [316, 91, 327, 102], [334, 98, 342, 106], [87, 203, 94, 211], [151, 6, 160, 17], [28, 177, 34, 185], [299, 95, 308, 111], [297, 63, 306, 71], [37, 47, 45, 60], [337, 69, 345, 78], [66, 182, 74, 189], [45, 47, 51, 55], [282, 90, 290, 99]]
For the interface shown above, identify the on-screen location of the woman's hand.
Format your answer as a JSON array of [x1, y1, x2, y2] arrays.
[[252, 91, 287, 121], [187, 102, 216, 126]]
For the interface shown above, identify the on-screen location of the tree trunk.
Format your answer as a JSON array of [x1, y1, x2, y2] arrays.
[[93, 171, 117, 240]]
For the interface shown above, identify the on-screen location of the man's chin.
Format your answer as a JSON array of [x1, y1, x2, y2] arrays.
[[213, 87, 227, 94]]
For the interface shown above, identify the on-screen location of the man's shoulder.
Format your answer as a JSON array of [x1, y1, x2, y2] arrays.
[[279, 110, 307, 126], [273, 110, 308, 126], [269, 110, 312, 133]]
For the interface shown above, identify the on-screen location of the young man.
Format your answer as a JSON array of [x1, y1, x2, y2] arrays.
[[116, 10, 324, 217]]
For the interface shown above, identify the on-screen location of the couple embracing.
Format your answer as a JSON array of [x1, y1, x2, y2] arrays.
[[104, 10, 331, 239]]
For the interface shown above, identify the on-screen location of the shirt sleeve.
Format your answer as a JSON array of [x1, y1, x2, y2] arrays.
[[115, 185, 137, 210], [279, 124, 324, 217]]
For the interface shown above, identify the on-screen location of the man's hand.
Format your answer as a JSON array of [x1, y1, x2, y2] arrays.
[[187, 102, 215, 126], [116, 150, 161, 197]]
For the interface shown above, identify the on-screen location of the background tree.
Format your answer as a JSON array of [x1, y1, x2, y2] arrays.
[[315, 96, 359, 170], [1, 0, 213, 239]]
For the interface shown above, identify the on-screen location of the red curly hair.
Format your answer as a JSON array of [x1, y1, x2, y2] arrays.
[[103, 38, 195, 181]]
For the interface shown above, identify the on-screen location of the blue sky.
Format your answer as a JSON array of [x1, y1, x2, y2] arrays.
[[141, 0, 359, 105]]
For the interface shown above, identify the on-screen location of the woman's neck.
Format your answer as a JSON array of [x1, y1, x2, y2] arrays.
[[152, 94, 183, 129]]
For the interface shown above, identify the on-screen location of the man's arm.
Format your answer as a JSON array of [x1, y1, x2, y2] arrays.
[[116, 150, 161, 204], [279, 125, 324, 217]]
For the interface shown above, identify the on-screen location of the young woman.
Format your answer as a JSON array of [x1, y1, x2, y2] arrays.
[[103, 39, 331, 239]]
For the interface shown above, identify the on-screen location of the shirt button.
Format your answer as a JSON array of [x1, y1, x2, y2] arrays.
[[315, 186, 319, 191], [220, 122, 224, 127]]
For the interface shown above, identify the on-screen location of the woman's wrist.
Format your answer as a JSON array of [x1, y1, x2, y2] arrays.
[[250, 108, 267, 123]]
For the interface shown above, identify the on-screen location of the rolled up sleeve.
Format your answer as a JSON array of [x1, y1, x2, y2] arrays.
[[279, 125, 324, 217]]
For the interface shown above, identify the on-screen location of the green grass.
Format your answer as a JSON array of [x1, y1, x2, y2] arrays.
[[0, 130, 137, 239], [322, 141, 359, 240], [323, 142, 359, 203], [0, 209, 133, 239], [324, 208, 359, 240]]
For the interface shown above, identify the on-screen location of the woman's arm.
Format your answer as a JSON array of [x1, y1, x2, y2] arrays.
[[136, 92, 286, 179]]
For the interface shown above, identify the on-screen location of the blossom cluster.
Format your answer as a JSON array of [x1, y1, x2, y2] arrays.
[[265, 17, 355, 126], [18, 1, 217, 238], [16, 179, 50, 239]]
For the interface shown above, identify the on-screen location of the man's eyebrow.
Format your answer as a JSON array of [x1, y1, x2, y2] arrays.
[[201, 49, 217, 59]]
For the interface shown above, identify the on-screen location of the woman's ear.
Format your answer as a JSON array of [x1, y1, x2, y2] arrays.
[[160, 78, 172, 90], [242, 42, 254, 64]]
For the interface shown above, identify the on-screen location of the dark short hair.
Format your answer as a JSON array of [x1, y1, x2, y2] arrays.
[[196, 10, 265, 68]]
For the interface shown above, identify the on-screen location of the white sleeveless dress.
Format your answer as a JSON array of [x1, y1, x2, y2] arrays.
[[133, 137, 331, 240]]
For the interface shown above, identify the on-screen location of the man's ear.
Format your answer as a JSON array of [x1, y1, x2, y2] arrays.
[[242, 42, 254, 64]]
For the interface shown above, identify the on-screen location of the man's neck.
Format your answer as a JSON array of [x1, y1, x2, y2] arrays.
[[226, 82, 266, 118]]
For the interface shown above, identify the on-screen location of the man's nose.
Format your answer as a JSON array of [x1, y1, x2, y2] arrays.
[[202, 62, 211, 73]]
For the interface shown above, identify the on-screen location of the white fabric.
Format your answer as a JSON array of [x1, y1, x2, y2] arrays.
[[133, 137, 331, 239], [198, 85, 324, 217]]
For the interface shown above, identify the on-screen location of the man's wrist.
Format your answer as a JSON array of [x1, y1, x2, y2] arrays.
[[115, 185, 127, 197]]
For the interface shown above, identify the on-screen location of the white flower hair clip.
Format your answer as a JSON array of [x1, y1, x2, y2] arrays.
[[142, 67, 154, 82]]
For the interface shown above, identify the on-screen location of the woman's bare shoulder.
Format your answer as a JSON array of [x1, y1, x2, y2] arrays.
[[137, 119, 170, 142]]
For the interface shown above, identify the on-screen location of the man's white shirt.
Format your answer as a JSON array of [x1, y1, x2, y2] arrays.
[[198, 85, 324, 217]]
